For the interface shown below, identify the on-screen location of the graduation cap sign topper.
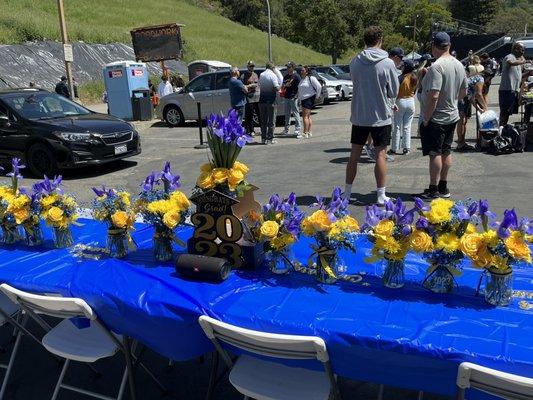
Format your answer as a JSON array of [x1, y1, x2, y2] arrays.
[[188, 190, 244, 268]]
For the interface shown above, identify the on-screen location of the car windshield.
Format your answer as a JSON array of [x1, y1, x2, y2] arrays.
[[2, 91, 91, 120], [319, 73, 339, 81], [337, 65, 350, 73]]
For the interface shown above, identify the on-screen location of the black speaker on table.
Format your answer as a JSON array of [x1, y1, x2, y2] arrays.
[[175, 254, 231, 282]]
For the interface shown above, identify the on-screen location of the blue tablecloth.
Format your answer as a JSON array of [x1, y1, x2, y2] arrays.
[[0, 219, 531, 399]]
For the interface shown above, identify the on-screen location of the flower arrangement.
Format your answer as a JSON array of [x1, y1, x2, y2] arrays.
[[137, 162, 191, 261], [33, 175, 78, 248], [459, 202, 532, 305], [196, 110, 253, 196], [362, 199, 414, 288], [0, 159, 26, 244], [92, 186, 136, 258], [246, 193, 305, 274], [301, 187, 359, 283], [411, 197, 478, 293]]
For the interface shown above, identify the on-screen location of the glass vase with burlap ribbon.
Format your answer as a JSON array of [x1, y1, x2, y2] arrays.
[[311, 245, 339, 284], [107, 227, 136, 259], [153, 227, 185, 262]]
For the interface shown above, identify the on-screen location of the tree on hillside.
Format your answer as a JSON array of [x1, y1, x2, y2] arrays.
[[487, 6, 533, 34], [286, 0, 352, 63], [450, 0, 504, 27]]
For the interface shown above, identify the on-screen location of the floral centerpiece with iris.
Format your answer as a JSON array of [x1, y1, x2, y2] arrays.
[[137, 162, 191, 262], [411, 197, 478, 293], [33, 175, 78, 248], [301, 187, 359, 283], [92, 187, 136, 258], [0, 158, 42, 245], [247, 193, 305, 274], [460, 202, 532, 306], [362, 199, 414, 288], [196, 110, 253, 197]]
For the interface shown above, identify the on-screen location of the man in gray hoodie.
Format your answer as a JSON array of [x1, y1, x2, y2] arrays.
[[344, 26, 399, 205]]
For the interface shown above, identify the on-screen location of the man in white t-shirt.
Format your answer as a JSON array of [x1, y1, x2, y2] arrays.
[[258, 62, 282, 144], [157, 75, 173, 98]]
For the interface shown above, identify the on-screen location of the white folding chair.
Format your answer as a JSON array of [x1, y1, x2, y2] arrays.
[[198, 315, 341, 400], [0, 292, 23, 400], [456, 362, 533, 400], [0, 283, 165, 400]]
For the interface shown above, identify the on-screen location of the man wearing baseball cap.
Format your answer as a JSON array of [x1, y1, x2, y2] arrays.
[[418, 31, 467, 199], [389, 47, 404, 70], [241, 60, 260, 135]]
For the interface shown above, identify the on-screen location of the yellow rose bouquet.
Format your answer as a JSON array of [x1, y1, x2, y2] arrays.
[[196, 111, 253, 197], [34, 175, 78, 248], [301, 188, 359, 283], [92, 186, 136, 258], [0, 158, 28, 244], [460, 202, 531, 306], [137, 162, 191, 262], [412, 197, 479, 293], [362, 199, 414, 289], [246, 193, 305, 274]]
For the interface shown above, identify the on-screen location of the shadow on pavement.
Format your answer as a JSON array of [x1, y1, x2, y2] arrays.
[[323, 148, 351, 153], [60, 160, 138, 180]]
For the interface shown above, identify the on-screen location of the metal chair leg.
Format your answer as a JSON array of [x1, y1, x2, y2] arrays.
[[0, 327, 23, 399], [137, 361, 167, 394], [116, 367, 128, 400], [51, 359, 70, 400], [417, 390, 424, 400], [122, 337, 137, 400], [377, 384, 384, 400], [205, 352, 219, 400]]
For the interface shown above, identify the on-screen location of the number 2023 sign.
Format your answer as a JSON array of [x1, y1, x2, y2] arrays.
[[188, 190, 244, 268]]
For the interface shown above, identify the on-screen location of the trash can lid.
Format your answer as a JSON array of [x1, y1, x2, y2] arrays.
[[104, 60, 146, 69]]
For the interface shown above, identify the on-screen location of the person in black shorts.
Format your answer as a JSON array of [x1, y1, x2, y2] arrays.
[[344, 26, 399, 205]]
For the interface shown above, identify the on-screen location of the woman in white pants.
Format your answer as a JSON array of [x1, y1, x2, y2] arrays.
[[390, 60, 417, 155]]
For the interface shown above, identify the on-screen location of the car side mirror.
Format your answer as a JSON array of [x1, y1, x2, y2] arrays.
[[0, 116, 10, 128]]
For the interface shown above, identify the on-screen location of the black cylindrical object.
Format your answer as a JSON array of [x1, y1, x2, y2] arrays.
[[175, 254, 231, 282], [131, 89, 152, 121], [197, 102, 204, 144]]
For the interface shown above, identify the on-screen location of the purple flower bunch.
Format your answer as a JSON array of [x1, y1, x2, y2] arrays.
[[207, 110, 252, 148], [262, 192, 305, 237], [312, 187, 349, 220], [363, 198, 415, 237], [140, 162, 181, 200], [6, 158, 25, 193], [493, 208, 532, 239], [33, 175, 63, 196]]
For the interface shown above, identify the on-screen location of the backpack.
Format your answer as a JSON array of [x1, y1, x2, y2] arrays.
[[501, 124, 526, 152], [488, 135, 513, 155]]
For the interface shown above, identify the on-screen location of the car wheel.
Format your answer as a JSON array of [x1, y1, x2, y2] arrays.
[[164, 105, 184, 127], [27, 143, 58, 178]]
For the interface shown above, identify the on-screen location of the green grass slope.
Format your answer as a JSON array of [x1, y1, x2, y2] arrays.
[[0, 0, 330, 66]]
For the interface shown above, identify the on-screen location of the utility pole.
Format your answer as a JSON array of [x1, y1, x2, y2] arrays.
[[57, 0, 75, 99], [265, 0, 272, 62]]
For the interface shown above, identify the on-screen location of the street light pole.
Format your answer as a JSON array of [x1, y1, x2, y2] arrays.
[[57, 0, 75, 99], [265, 0, 272, 62]]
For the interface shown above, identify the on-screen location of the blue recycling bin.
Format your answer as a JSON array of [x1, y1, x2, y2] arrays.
[[103, 61, 149, 120]]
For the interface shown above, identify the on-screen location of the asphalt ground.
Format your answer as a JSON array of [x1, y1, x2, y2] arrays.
[[0, 77, 530, 399]]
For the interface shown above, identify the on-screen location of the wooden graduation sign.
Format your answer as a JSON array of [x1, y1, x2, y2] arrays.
[[188, 190, 244, 268]]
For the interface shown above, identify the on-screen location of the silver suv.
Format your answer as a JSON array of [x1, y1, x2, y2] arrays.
[[156, 68, 326, 127]]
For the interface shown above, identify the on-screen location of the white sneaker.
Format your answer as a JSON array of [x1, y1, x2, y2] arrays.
[[377, 194, 390, 206], [282, 130, 289, 135], [308, 132, 313, 137], [294, 131, 301, 136], [304, 133, 309, 139], [270, 139, 278, 144], [296, 134, 303, 139]]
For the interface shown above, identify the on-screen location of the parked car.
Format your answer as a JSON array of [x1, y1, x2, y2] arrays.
[[335, 64, 350, 74], [0, 88, 141, 176], [314, 73, 342, 102], [316, 72, 352, 101], [313, 65, 351, 81]]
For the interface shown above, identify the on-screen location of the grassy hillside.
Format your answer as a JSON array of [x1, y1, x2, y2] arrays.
[[0, 0, 330, 66]]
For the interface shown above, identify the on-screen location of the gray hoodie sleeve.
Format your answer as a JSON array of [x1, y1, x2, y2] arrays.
[[387, 64, 400, 100]]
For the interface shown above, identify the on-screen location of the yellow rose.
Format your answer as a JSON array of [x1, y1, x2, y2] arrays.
[[200, 163, 214, 173], [435, 233, 460, 253], [13, 208, 29, 224], [260, 220, 279, 239], [505, 231, 532, 263], [227, 168, 244, 191], [472, 247, 493, 268], [47, 206, 64, 223], [426, 198, 453, 224], [197, 172, 215, 190], [111, 211, 132, 229], [342, 215, 360, 232], [301, 217, 315, 236], [170, 191, 190, 211], [212, 168, 229, 184], [409, 229, 433, 252], [375, 220, 394, 237], [232, 161, 249, 175], [460, 233, 485, 258], [163, 211, 181, 229], [310, 210, 332, 232]]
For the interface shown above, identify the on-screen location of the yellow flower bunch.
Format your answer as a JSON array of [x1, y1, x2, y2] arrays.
[[270, 233, 295, 251], [368, 220, 410, 262], [196, 161, 249, 191], [143, 190, 190, 230], [302, 211, 359, 240], [435, 232, 461, 253], [425, 198, 454, 224], [40, 194, 78, 229], [6, 194, 31, 224], [505, 231, 531, 263]]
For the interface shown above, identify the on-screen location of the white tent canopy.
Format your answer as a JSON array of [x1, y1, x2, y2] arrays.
[[404, 51, 422, 60]]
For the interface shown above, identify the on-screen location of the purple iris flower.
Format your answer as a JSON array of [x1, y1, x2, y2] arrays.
[[500, 209, 518, 230], [519, 218, 533, 235], [416, 216, 429, 230], [33, 175, 63, 196], [6, 157, 25, 179], [414, 197, 429, 212], [142, 172, 157, 192], [92, 186, 115, 197], [365, 205, 381, 227], [398, 209, 415, 225], [467, 202, 478, 216], [401, 225, 412, 237], [454, 205, 470, 221], [287, 192, 296, 205]]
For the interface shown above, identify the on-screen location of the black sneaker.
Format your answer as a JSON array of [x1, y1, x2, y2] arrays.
[[418, 188, 439, 200], [438, 187, 451, 198]]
